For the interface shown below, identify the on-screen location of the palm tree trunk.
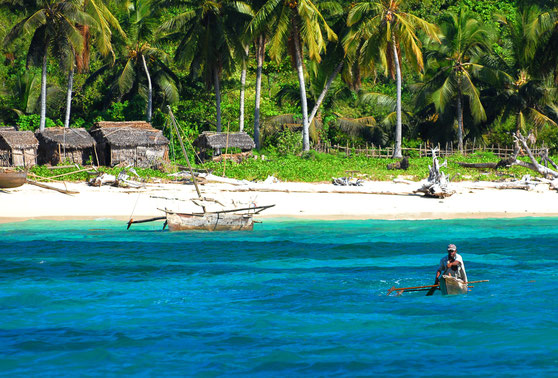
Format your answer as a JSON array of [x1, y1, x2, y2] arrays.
[[214, 67, 222, 133], [141, 54, 152, 122], [292, 24, 310, 152], [39, 51, 48, 132], [239, 45, 249, 132], [392, 35, 403, 159], [457, 89, 464, 153], [308, 60, 343, 126], [64, 66, 74, 128], [253, 35, 265, 149]]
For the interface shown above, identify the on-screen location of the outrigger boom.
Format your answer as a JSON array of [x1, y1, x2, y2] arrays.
[[387, 280, 489, 296]]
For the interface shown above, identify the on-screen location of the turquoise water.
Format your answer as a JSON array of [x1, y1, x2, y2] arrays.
[[0, 218, 557, 376]]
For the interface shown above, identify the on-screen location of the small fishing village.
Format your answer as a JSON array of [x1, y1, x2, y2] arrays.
[[1, 0, 558, 376]]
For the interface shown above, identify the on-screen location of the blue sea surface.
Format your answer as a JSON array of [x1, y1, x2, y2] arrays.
[[0, 217, 557, 376]]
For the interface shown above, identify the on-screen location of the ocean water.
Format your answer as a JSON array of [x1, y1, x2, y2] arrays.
[[0, 217, 557, 377]]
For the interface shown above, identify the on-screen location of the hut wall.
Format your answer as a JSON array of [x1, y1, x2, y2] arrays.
[[38, 143, 93, 165], [11, 148, 37, 167], [110, 146, 168, 168], [0, 150, 9, 167]]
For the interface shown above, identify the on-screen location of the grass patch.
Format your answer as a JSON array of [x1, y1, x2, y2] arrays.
[[28, 151, 547, 183]]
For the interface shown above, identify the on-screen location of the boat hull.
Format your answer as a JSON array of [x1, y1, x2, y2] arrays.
[[0, 170, 27, 188], [439, 275, 468, 295], [166, 212, 254, 231]]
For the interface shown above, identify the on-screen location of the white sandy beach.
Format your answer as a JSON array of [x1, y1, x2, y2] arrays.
[[2, 177, 558, 223]]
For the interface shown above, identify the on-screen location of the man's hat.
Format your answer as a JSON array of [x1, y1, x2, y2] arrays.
[[447, 244, 457, 251]]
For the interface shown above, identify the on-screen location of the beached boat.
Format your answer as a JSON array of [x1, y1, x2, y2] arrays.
[[163, 205, 275, 231], [439, 275, 468, 295], [127, 108, 274, 232], [0, 169, 27, 188]]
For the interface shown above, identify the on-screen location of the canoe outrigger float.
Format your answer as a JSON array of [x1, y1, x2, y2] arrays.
[[387, 277, 489, 296]]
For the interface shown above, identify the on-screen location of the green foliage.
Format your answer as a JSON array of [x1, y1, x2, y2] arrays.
[[199, 150, 541, 183], [16, 114, 61, 131]]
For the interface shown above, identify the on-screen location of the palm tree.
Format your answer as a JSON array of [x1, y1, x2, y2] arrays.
[[63, 0, 125, 128], [528, 5, 558, 81], [245, 0, 269, 149], [488, 7, 558, 141], [88, 0, 178, 121], [346, 0, 439, 158], [3, 0, 91, 131], [415, 8, 493, 152], [249, 0, 337, 151], [159, 0, 251, 132]]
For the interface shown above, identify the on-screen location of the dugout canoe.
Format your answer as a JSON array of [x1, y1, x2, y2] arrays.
[[439, 275, 468, 295], [0, 169, 27, 188]]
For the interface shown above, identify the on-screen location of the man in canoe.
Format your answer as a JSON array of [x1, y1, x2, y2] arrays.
[[435, 244, 468, 285]]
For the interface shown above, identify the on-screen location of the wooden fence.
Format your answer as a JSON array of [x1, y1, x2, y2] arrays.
[[314, 141, 547, 159]]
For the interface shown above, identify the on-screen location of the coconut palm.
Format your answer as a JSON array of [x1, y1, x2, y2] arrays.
[[487, 8, 558, 141], [88, 0, 178, 121], [346, 0, 439, 158], [528, 5, 558, 81], [249, 0, 337, 151], [3, 0, 92, 131], [159, 0, 251, 132], [63, 0, 125, 128], [244, 0, 269, 149], [415, 8, 493, 152]]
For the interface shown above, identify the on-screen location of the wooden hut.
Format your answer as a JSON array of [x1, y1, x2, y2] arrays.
[[0, 127, 39, 167], [36, 128, 97, 166], [89, 121, 169, 168], [193, 132, 255, 160]]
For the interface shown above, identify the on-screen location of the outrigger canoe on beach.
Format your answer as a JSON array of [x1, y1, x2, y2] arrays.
[[387, 277, 489, 296], [127, 107, 274, 232]]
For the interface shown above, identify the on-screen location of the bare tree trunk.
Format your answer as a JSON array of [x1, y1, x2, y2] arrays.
[[39, 51, 47, 132], [141, 54, 152, 122], [308, 60, 343, 126], [457, 89, 464, 153], [64, 65, 74, 128], [239, 45, 249, 132], [253, 35, 265, 149], [293, 24, 309, 152], [392, 35, 402, 159], [214, 67, 222, 132]]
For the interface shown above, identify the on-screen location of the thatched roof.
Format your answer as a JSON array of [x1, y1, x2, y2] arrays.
[[93, 121, 154, 130], [90, 121, 168, 147], [36, 128, 96, 148], [0, 129, 39, 149], [193, 132, 255, 150]]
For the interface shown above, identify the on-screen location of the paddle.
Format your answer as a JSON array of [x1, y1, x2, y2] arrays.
[[387, 284, 439, 296], [426, 282, 439, 296]]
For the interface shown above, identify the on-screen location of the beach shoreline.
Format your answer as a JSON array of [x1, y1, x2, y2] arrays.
[[1, 180, 558, 224]]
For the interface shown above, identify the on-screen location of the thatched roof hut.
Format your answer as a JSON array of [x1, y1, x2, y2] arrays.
[[90, 121, 169, 168], [193, 132, 255, 151], [36, 127, 97, 165], [0, 128, 39, 167]]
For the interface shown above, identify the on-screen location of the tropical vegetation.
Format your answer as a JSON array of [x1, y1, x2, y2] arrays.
[[1, 0, 558, 161]]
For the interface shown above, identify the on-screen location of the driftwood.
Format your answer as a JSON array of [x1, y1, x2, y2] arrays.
[[26, 179, 79, 195], [514, 134, 558, 179], [414, 148, 454, 198], [457, 156, 517, 170]]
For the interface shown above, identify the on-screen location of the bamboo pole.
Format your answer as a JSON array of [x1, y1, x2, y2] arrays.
[[167, 106, 204, 206]]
